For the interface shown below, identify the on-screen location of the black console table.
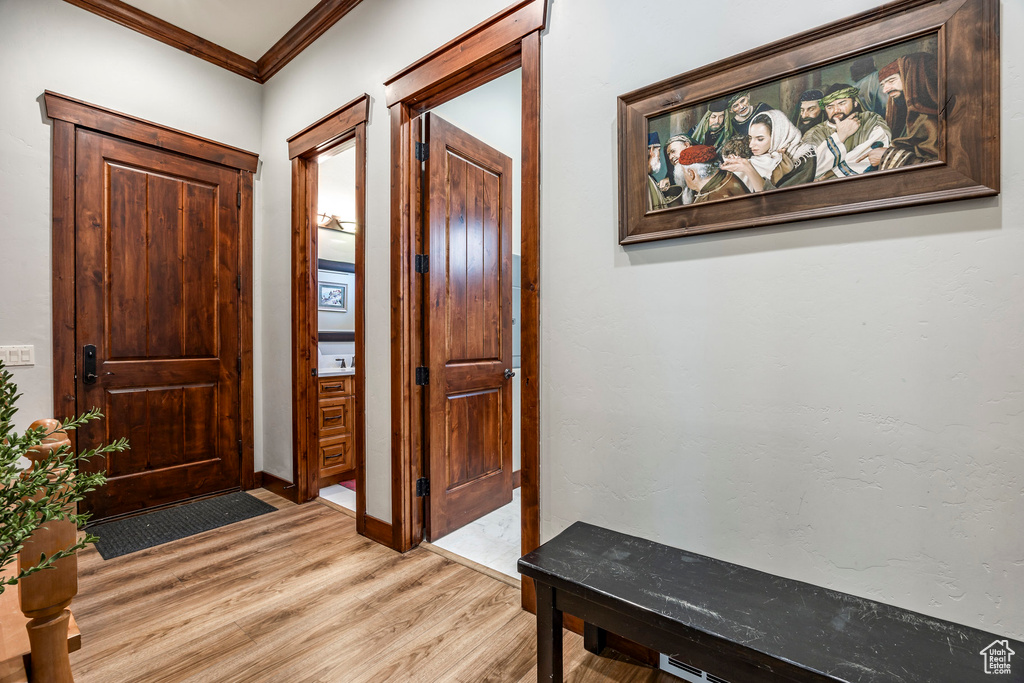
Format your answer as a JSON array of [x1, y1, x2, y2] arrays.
[[518, 522, 1021, 682]]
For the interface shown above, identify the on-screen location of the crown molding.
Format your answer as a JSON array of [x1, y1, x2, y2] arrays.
[[257, 0, 364, 82], [62, 0, 259, 81], [61, 0, 366, 84]]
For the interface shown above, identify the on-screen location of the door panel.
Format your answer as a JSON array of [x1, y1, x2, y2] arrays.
[[446, 389, 502, 486], [425, 113, 514, 541], [75, 129, 241, 520]]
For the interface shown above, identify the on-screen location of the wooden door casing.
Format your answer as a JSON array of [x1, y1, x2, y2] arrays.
[[425, 113, 514, 541], [75, 129, 242, 520]]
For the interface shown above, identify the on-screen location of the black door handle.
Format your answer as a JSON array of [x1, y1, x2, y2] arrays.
[[504, 369, 515, 380], [83, 344, 98, 384]]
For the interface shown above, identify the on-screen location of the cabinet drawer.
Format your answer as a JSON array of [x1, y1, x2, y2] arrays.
[[319, 396, 353, 434], [320, 433, 354, 472], [319, 375, 353, 397]]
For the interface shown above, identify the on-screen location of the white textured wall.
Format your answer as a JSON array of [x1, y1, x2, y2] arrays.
[[257, 0, 513, 515], [0, 0, 264, 462], [540, 0, 1023, 639]]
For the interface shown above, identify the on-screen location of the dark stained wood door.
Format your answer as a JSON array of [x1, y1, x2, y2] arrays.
[[75, 129, 242, 520], [424, 113, 514, 541]]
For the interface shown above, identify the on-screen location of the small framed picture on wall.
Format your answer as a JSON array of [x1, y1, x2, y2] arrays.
[[318, 282, 348, 311]]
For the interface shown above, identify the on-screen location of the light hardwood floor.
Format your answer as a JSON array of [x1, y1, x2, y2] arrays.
[[69, 490, 678, 682]]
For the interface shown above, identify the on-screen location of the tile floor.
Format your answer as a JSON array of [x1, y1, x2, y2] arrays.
[[433, 488, 521, 581], [319, 482, 356, 512], [319, 484, 522, 581]]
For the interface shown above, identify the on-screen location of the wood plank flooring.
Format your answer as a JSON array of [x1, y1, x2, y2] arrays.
[[69, 489, 678, 682]]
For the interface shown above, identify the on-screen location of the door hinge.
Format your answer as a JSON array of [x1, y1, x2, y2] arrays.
[[415, 142, 429, 162], [415, 366, 429, 386], [238, 439, 242, 455], [237, 357, 242, 373], [416, 477, 430, 497], [237, 275, 242, 291], [414, 254, 429, 274], [237, 191, 242, 208], [312, 367, 318, 377]]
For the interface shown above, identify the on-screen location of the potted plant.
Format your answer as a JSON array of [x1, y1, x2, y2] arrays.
[[1, 360, 125, 681], [1, 360, 122, 593]]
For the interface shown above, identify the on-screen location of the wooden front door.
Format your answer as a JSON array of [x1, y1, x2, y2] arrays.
[[75, 128, 243, 520], [424, 113, 514, 541]]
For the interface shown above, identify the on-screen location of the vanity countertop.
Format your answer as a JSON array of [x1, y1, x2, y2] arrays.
[[319, 367, 355, 377]]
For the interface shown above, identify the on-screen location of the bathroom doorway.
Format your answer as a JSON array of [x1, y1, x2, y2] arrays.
[[289, 96, 381, 541], [384, 0, 545, 602], [315, 139, 361, 512], [415, 70, 524, 581]]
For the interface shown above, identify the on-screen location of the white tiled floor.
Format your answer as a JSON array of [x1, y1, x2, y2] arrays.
[[319, 483, 356, 512], [319, 484, 522, 581], [433, 488, 521, 581]]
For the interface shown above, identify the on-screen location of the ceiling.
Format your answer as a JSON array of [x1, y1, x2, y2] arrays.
[[124, 0, 322, 61]]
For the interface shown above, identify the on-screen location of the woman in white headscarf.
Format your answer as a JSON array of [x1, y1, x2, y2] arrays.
[[720, 109, 816, 193]]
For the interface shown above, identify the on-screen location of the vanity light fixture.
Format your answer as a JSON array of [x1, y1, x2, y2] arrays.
[[317, 213, 357, 233]]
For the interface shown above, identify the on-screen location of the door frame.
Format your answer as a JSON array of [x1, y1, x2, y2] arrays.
[[288, 95, 381, 540], [383, 0, 545, 611], [45, 90, 258, 489]]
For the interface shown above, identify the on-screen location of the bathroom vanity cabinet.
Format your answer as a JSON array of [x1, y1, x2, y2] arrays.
[[318, 374, 356, 484]]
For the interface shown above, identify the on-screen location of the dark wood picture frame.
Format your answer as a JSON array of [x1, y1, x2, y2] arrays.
[[617, 0, 999, 245]]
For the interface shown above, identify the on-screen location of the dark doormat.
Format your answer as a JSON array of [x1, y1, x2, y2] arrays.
[[90, 491, 278, 560]]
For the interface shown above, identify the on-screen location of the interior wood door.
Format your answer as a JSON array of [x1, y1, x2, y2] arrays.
[[424, 113, 514, 541], [75, 128, 242, 520]]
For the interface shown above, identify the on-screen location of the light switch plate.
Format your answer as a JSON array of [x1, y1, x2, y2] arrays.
[[0, 345, 35, 367]]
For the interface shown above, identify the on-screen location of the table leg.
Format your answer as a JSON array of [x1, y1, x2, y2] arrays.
[[583, 621, 606, 655], [536, 582, 563, 682]]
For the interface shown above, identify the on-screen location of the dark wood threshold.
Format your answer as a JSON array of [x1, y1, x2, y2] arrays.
[[61, 0, 365, 84], [259, 471, 299, 503]]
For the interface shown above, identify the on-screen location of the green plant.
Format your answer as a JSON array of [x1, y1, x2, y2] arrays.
[[0, 360, 125, 594]]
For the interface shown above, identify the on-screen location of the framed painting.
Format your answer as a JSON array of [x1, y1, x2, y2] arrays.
[[318, 282, 348, 311], [617, 0, 999, 245]]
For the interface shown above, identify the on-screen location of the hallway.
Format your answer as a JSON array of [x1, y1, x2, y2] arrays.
[[68, 491, 677, 682]]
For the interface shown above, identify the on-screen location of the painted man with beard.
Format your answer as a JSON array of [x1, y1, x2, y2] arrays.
[[802, 83, 891, 181], [850, 54, 888, 117], [674, 144, 748, 204], [791, 89, 824, 134], [659, 133, 693, 192], [726, 91, 771, 137], [867, 52, 940, 170], [648, 132, 670, 187], [688, 99, 730, 150]]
